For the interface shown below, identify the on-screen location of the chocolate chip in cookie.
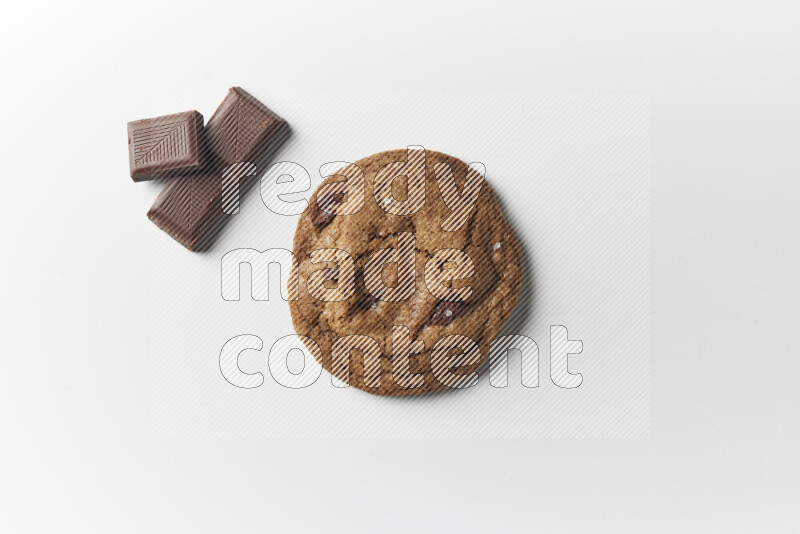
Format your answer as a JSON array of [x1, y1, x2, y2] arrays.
[[429, 300, 469, 326], [313, 192, 344, 230], [352, 292, 379, 312]]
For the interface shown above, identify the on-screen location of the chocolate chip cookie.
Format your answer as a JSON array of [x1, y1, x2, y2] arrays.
[[289, 148, 522, 396]]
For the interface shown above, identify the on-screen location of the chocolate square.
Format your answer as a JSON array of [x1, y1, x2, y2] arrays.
[[127, 110, 204, 182]]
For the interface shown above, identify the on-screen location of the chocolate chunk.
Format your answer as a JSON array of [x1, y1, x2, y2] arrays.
[[429, 300, 469, 326], [147, 88, 289, 250], [127, 111, 204, 182], [322, 267, 340, 288], [313, 208, 336, 229], [352, 293, 379, 312], [313, 193, 344, 230]]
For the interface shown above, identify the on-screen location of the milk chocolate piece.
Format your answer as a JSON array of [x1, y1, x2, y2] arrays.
[[127, 111, 204, 182], [202, 87, 286, 171], [147, 88, 289, 251]]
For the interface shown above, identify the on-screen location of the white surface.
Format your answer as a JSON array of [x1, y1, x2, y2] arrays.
[[1, 0, 798, 532]]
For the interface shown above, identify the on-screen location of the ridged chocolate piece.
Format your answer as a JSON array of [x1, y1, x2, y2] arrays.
[[127, 111, 204, 182], [147, 88, 289, 251]]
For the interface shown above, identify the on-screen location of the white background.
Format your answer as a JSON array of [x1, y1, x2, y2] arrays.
[[1, 0, 798, 532]]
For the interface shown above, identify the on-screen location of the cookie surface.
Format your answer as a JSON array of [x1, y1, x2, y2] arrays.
[[289, 149, 522, 396]]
